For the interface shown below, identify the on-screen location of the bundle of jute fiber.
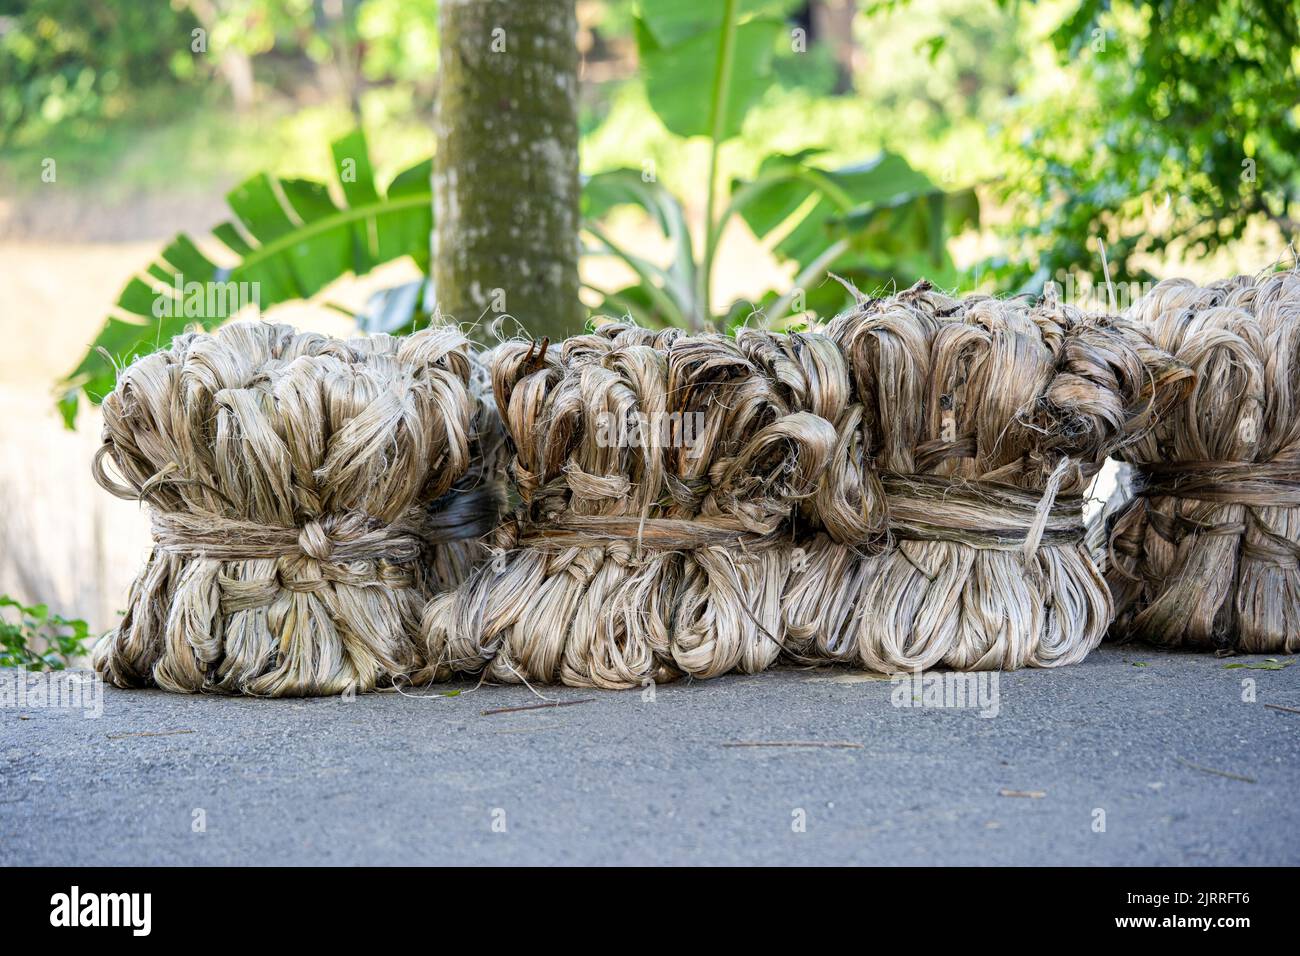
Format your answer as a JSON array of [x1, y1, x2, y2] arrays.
[[1105, 271, 1300, 653], [421, 348, 511, 590], [416, 321, 846, 688], [782, 280, 1191, 672], [91, 320, 496, 696]]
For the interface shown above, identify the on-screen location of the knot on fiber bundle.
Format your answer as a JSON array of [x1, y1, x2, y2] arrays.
[[1105, 271, 1300, 653], [417, 320, 848, 689], [146, 509, 423, 565], [783, 281, 1190, 673], [91, 321, 492, 697]]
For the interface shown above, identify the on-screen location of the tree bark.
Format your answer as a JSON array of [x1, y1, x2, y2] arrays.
[[434, 0, 582, 340]]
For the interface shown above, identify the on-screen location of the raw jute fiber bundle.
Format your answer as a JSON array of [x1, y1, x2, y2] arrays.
[[92, 320, 504, 696], [1105, 271, 1300, 653], [423, 347, 511, 588], [783, 281, 1191, 672], [417, 321, 846, 688]]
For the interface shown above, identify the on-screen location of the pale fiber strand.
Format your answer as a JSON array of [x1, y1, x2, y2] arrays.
[[92, 321, 502, 697], [783, 281, 1191, 673], [1105, 271, 1300, 652], [416, 322, 847, 689]]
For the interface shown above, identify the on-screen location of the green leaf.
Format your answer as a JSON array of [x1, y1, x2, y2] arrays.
[[582, 169, 698, 328], [1223, 658, 1295, 671], [0, 593, 91, 671], [56, 389, 79, 429], [356, 279, 435, 335], [731, 152, 942, 274], [729, 151, 980, 315], [639, 0, 801, 46], [60, 130, 434, 425], [583, 169, 696, 291], [332, 130, 381, 207], [640, 16, 785, 141]]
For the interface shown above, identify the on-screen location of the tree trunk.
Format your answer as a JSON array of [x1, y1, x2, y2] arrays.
[[186, 0, 257, 112], [218, 49, 256, 112], [810, 0, 859, 95], [434, 0, 582, 341]]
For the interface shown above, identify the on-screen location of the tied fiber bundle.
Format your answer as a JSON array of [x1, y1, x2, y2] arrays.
[[784, 281, 1190, 672], [92, 320, 499, 696], [1106, 272, 1300, 653], [423, 347, 511, 588], [417, 321, 845, 688]]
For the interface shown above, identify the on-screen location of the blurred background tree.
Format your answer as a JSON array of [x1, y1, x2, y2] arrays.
[[434, 0, 581, 340], [0, 0, 1294, 388], [0, 0, 198, 147], [992, 0, 1300, 292]]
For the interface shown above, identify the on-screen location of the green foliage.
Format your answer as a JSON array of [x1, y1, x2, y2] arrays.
[[994, 0, 1300, 291], [0, 0, 441, 148], [60, 129, 433, 425], [0, 0, 199, 147], [585, 150, 978, 328], [636, 1, 797, 140], [583, 168, 700, 326], [199, 0, 316, 61], [863, 0, 1022, 141], [356, 0, 440, 92], [58, 0, 981, 418], [731, 150, 978, 300], [0, 596, 91, 671], [581, 0, 979, 329]]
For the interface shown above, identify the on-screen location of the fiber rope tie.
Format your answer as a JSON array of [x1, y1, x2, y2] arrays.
[[879, 458, 1084, 561], [1131, 459, 1300, 507], [512, 514, 783, 555], [96, 444, 499, 562], [150, 510, 421, 563], [1123, 458, 1300, 568]]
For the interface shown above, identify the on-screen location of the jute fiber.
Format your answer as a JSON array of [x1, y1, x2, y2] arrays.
[[92, 320, 503, 696], [417, 321, 846, 688], [783, 280, 1191, 672], [1105, 271, 1300, 653], [423, 346, 511, 589]]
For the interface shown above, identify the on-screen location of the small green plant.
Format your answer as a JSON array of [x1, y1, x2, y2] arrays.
[[0, 596, 92, 671]]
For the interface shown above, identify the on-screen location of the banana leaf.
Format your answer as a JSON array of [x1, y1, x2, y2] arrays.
[[58, 129, 432, 427]]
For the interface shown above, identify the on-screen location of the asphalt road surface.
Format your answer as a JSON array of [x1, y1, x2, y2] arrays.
[[2, 645, 1297, 866]]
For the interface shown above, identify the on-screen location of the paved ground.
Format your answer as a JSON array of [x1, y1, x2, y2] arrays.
[[1, 645, 1297, 866]]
